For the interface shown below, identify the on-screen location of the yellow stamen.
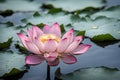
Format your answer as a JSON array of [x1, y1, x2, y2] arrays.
[[39, 34, 60, 43]]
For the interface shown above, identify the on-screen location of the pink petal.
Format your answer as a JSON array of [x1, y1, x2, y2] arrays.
[[33, 38, 44, 52], [65, 36, 83, 53], [61, 54, 77, 64], [44, 39, 57, 52], [17, 33, 29, 49], [57, 38, 69, 53], [43, 24, 51, 34], [32, 25, 43, 38], [25, 41, 41, 54], [44, 52, 58, 62], [50, 22, 61, 37], [27, 28, 33, 41], [27, 28, 32, 36], [62, 29, 74, 44], [47, 59, 59, 66], [25, 55, 44, 65], [72, 44, 91, 55]]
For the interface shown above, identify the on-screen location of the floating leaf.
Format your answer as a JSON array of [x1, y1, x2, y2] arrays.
[[3, 68, 22, 77], [15, 43, 27, 52], [73, 17, 120, 40], [36, 23, 44, 29], [91, 34, 116, 41], [70, 14, 81, 22], [56, 67, 120, 80], [1, 68, 27, 80], [6, 21, 14, 26], [0, 0, 41, 11], [76, 31, 86, 37], [33, 11, 40, 17], [0, 24, 31, 43], [44, 0, 106, 12], [0, 38, 12, 50], [0, 51, 26, 77], [48, 8, 63, 14], [60, 24, 66, 34], [0, 12, 32, 26], [91, 5, 120, 20], [91, 34, 119, 47], [27, 13, 72, 25], [0, 9, 13, 17]]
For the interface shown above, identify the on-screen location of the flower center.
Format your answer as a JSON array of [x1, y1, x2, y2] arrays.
[[39, 34, 60, 43]]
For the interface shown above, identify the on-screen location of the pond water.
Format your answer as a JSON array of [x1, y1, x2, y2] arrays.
[[0, 0, 120, 80]]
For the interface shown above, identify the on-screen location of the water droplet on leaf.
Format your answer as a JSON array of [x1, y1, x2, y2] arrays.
[[91, 26, 98, 29]]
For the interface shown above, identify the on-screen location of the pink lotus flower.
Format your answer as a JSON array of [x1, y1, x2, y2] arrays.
[[17, 23, 91, 66]]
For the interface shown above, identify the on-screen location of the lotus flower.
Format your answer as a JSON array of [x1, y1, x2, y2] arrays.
[[17, 23, 91, 66]]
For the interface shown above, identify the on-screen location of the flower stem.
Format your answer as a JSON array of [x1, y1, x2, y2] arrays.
[[46, 64, 51, 80]]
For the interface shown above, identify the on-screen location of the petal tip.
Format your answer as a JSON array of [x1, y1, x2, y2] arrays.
[[54, 22, 58, 24], [17, 33, 22, 36]]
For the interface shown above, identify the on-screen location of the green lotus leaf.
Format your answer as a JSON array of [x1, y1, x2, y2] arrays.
[[56, 67, 120, 80], [44, 0, 106, 12], [0, 51, 26, 77], [73, 17, 120, 40], [91, 5, 120, 20]]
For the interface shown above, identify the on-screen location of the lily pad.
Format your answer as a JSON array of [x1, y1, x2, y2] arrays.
[[0, 12, 32, 26], [91, 34, 116, 41], [44, 0, 106, 12], [0, 51, 26, 77], [56, 67, 120, 80], [0, 0, 41, 11], [27, 13, 72, 25], [91, 5, 120, 20], [73, 17, 120, 40], [0, 24, 19, 43], [0, 23, 31, 43]]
